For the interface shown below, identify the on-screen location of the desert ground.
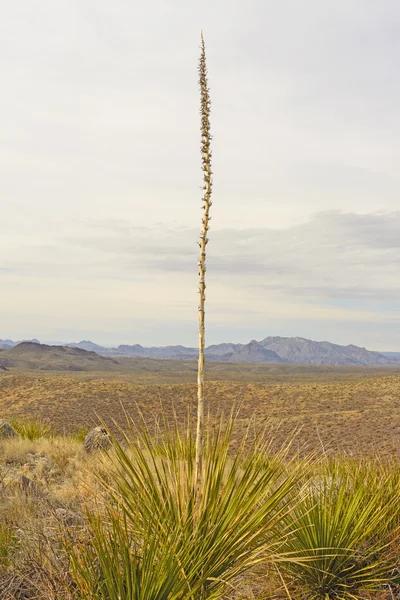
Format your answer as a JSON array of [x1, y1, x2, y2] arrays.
[[1, 360, 400, 456]]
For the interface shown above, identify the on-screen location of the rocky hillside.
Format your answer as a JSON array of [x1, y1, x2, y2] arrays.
[[0, 342, 119, 371], [206, 340, 284, 363]]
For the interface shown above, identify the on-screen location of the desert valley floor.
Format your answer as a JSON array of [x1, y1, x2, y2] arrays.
[[1, 359, 400, 456]]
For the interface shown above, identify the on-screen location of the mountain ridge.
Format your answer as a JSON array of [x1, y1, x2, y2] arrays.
[[0, 337, 398, 366]]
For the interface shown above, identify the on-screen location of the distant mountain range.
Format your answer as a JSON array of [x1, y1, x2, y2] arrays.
[[0, 338, 40, 349], [382, 352, 400, 360], [1, 336, 399, 367]]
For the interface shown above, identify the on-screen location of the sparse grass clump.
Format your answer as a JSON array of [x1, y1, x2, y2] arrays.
[[9, 416, 53, 440], [70, 425, 91, 443], [0, 523, 18, 569]]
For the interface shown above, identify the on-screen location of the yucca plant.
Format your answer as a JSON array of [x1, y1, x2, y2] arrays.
[[278, 457, 400, 599], [69, 505, 200, 600], [69, 417, 305, 599], [195, 32, 213, 490]]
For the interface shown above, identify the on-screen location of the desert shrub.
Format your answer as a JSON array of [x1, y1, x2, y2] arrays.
[[278, 457, 400, 599], [69, 419, 305, 600], [70, 426, 91, 443], [9, 417, 53, 441]]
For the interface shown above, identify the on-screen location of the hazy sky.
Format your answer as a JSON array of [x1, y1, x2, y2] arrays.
[[1, 1, 400, 350]]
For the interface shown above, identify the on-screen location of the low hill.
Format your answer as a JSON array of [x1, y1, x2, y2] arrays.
[[0, 342, 120, 371]]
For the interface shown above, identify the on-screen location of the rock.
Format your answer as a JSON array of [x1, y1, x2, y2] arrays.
[[55, 507, 84, 526], [0, 419, 19, 439], [19, 474, 40, 495], [20, 474, 32, 491], [83, 426, 112, 453]]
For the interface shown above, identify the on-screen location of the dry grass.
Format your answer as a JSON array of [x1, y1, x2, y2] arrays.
[[0, 434, 116, 599], [4, 359, 400, 384]]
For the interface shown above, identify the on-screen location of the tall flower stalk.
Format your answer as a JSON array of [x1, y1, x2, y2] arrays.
[[194, 33, 213, 490]]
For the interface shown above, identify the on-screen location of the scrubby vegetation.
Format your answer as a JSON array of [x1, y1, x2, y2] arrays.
[[8, 417, 53, 441], [2, 371, 400, 456], [0, 419, 400, 599]]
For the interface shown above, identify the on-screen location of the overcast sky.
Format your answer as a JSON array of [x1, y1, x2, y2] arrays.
[[1, 1, 399, 350]]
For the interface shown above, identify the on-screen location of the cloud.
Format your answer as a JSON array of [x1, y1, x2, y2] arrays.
[[2, 211, 398, 313], [49, 211, 399, 307], [2, 0, 400, 232], [1, 1, 400, 347]]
